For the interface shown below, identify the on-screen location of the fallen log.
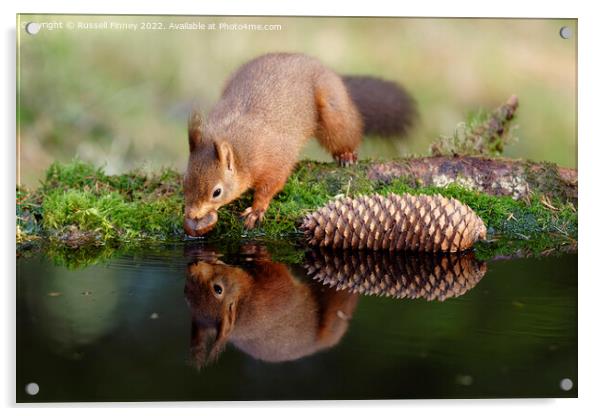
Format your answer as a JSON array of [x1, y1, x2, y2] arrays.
[[367, 156, 577, 204], [17, 157, 577, 252]]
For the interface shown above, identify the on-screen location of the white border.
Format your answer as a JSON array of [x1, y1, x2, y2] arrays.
[[3, 0, 600, 414]]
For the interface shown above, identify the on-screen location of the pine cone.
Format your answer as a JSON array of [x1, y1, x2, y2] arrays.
[[301, 194, 486, 252], [304, 248, 487, 301]]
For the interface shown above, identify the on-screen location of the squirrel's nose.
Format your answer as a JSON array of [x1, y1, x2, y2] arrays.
[[185, 206, 205, 221]]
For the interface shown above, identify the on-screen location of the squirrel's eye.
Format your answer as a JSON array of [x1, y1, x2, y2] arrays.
[[213, 284, 223, 295], [212, 187, 222, 198]]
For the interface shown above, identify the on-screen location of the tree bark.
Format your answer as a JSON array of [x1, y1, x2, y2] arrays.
[[366, 156, 577, 204]]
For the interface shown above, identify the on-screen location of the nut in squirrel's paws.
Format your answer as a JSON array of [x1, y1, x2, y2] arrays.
[[334, 152, 358, 167], [184, 211, 218, 237], [241, 207, 266, 229]]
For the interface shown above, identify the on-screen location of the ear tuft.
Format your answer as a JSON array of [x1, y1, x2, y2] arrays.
[[188, 110, 203, 152]]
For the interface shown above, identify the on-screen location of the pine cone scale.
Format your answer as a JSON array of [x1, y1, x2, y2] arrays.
[[302, 193, 487, 253]]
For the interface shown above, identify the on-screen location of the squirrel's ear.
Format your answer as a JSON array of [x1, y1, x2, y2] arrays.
[[188, 111, 203, 152], [208, 301, 237, 363], [215, 141, 234, 171], [189, 320, 215, 370]]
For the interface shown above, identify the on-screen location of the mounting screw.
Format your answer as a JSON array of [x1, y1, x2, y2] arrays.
[[559, 26, 572, 39], [25, 22, 41, 35], [25, 382, 39, 396]]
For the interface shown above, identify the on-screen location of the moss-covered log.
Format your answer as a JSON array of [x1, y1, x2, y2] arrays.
[[17, 156, 577, 261], [368, 156, 577, 204]]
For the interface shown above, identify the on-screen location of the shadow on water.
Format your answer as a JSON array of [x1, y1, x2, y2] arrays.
[[16, 241, 577, 402]]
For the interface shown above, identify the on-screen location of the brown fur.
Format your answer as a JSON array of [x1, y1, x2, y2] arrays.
[[184, 245, 358, 368], [342, 75, 417, 137], [183, 53, 415, 235]]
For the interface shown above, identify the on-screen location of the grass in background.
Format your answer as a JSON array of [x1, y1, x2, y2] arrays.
[[18, 16, 576, 187]]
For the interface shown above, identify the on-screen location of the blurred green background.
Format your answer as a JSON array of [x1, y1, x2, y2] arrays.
[[17, 15, 577, 188]]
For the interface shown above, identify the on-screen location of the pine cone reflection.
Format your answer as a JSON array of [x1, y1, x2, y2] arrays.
[[304, 248, 487, 301]]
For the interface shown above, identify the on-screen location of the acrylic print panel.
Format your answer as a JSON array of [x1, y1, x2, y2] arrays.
[[16, 15, 577, 402]]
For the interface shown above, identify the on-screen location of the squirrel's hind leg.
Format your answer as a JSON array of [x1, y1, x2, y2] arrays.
[[314, 72, 363, 167]]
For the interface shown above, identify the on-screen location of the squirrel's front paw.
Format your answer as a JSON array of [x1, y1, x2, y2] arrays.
[[239, 243, 270, 261], [240, 207, 266, 229], [334, 152, 358, 167]]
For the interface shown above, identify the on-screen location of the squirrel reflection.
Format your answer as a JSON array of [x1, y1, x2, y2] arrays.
[[184, 245, 359, 368]]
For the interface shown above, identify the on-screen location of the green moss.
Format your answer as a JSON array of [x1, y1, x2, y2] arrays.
[[523, 160, 577, 204], [42, 188, 183, 241], [429, 98, 519, 157], [379, 179, 577, 240], [210, 162, 370, 239], [17, 159, 577, 264], [16, 186, 44, 244], [20, 159, 184, 246], [42, 159, 108, 190]]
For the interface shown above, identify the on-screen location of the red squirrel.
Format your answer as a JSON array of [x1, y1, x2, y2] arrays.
[[183, 52, 416, 236]]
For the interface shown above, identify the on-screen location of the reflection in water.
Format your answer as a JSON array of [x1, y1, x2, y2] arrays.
[[184, 244, 488, 368], [17, 246, 576, 401], [305, 248, 487, 301], [184, 245, 359, 368]]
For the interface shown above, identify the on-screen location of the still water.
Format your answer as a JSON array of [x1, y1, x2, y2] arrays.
[[16, 243, 577, 402]]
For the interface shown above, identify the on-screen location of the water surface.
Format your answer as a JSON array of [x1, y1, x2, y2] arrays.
[[16, 243, 577, 402]]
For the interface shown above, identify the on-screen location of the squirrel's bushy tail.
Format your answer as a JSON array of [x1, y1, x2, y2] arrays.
[[342, 75, 417, 137]]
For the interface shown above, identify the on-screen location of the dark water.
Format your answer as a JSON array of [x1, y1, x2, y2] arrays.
[[16, 243, 577, 402]]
